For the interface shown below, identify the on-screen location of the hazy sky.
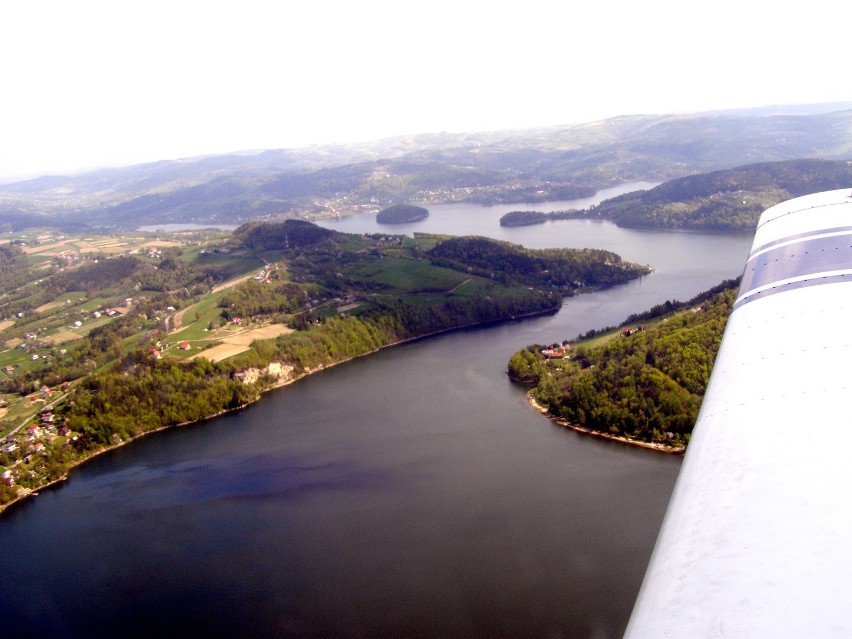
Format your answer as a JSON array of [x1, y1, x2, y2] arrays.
[[1, 0, 848, 180]]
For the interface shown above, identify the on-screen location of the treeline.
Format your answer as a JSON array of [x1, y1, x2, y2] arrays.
[[61, 284, 559, 458], [66, 354, 257, 450], [37, 252, 220, 300], [428, 236, 649, 290], [593, 159, 852, 230], [0, 310, 157, 395], [512, 283, 737, 447], [573, 278, 741, 341], [234, 289, 559, 373], [0, 244, 35, 292]]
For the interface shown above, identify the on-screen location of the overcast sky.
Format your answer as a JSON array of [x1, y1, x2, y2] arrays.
[[1, 0, 848, 180]]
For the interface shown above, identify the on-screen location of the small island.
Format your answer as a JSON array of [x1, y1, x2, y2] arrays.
[[499, 210, 549, 227], [376, 203, 429, 224]]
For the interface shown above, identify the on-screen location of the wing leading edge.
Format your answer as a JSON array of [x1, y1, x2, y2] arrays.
[[624, 189, 852, 637]]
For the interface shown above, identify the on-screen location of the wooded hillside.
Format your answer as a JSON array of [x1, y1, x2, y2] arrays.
[[510, 282, 738, 448], [591, 159, 852, 230]]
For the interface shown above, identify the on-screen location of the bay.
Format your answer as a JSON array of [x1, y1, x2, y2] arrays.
[[2, 187, 753, 638]]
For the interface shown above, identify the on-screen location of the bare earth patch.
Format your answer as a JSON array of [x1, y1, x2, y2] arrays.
[[212, 273, 258, 293], [189, 324, 294, 362], [141, 240, 181, 248], [35, 301, 64, 313], [45, 331, 83, 345], [23, 241, 72, 255], [225, 324, 294, 343], [0, 320, 15, 332], [170, 307, 191, 332], [191, 343, 251, 362]]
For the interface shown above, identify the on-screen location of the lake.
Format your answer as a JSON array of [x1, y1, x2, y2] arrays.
[[2, 185, 753, 638]]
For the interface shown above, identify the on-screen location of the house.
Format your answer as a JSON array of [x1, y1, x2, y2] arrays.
[[180, 342, 191, 350]]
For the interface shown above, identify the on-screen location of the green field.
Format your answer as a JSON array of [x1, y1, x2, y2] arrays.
[[169, 290, 230, 341], [349, 258, 469, 293]]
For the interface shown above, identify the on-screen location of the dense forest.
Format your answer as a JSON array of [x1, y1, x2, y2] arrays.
[[232, 219, 336, 249], [510, 283, 738, 448], [590, 159, 852, 230], [428, 236, 650, 291], [0, 244, 36, 292]]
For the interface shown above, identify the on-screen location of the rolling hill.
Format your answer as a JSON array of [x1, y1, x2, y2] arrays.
[[1, 102, 850, 231]]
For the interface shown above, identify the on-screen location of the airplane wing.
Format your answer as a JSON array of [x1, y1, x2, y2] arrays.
[[624, 188, 852, 637]]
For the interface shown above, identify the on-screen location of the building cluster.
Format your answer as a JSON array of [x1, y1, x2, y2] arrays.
[[1, 383, 75, 488], [541, 341, 572, 359]]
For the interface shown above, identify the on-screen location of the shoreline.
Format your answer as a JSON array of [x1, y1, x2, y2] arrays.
[[526, 394, 685, 455], [1, 305, 560, 515]]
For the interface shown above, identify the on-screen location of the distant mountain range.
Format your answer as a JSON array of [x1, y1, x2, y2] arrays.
[[1, 102, 851, 232]]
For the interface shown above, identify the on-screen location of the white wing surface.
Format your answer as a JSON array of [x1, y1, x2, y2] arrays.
[[625, 189, 852, 637]]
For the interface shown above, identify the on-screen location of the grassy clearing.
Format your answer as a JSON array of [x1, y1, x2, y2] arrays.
[[448, 278, 494, 297], [169, 290, 229, 340], [195, 253, 265, 278], [350, 258, 468, 293]]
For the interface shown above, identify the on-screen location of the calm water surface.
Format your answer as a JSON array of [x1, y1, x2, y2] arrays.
[[2, 186, 753, 638]]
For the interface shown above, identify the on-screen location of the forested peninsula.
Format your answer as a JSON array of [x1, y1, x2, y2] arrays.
[[0, 221, 649, 511], [499, 159, 852, 231], [499, 209, 594, 227], [590, 159, 852, 230], [509, 281, 738, 451]]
